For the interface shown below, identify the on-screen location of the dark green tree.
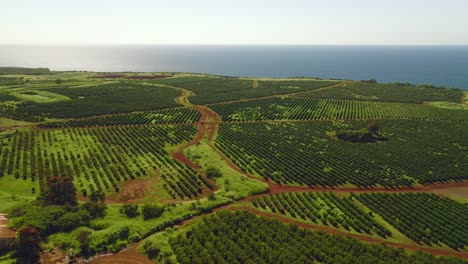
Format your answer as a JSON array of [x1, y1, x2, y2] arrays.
[[11, 226, 42, 264], [40, 177, 77, 206]]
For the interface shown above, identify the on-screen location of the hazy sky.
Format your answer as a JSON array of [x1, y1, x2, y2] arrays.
[[1, 0, 467, 45]]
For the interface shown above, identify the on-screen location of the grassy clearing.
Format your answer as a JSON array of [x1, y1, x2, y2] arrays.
[[11, 90, 71, 103], [185, 139, 268, 199], [0, 190, 35, 213], [47, 196, 232, 255], [0, 118, 33, 128], [427, 101, 468, 110]]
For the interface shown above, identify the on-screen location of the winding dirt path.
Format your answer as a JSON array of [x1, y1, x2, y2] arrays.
[[80, 84, 468, 262]]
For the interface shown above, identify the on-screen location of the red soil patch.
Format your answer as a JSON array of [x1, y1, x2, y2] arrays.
[[88, 244, 152, 264], [424, 185, 468, 200], [105, 177, 160, 204], [233, 207, 468, 259], [0, 214, 15, 239]]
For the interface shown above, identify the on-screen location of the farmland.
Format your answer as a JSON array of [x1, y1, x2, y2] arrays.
[[216, 120, 467, 187], [0, 71, 467, 263], [298, 81, 464, 103], [211, 97, 468, 122]]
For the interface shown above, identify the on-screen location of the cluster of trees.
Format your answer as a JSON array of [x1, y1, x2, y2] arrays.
[[39, 107, 201, 128], [120, 203, 165, 220], [302, 81, 463, 104], [336, 122, 385, 143], [357, 193, 467, 250], [153, 76, 336, 104], [0, 125, 210, 199], [169, 211, 465, 264], [210, 96, 468, 122], [216, 120, 468, 187], [253, 192, 390, 237], [8, 176, 107, 263]]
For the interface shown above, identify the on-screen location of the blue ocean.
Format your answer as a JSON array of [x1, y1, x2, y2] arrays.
[[1, 45, 467, 89]]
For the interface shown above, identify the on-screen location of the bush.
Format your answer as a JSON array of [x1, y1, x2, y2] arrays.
[[143, 240, 160, 259], [55, 210, 91, 232], [142, 204, 165, 220], [82, 202, 107, 219], [120, 204, 139, 218], [206, 167, 222, 179]]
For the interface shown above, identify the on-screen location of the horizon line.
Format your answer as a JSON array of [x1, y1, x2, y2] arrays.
[[1, 43, 468, 47]]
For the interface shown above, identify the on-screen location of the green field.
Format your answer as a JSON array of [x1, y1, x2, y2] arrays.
[[0, 70, 467, 263]]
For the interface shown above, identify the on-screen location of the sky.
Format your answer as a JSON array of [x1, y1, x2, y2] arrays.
[[1, 0, 467, 45]]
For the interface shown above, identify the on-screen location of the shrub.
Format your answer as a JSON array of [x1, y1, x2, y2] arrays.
[[143, 240, 160, 259], [206, 167, 222, 179], [142, 204, 165, 220], [120, 204, 139, 218]]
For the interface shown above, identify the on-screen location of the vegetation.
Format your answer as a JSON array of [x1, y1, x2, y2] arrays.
[[154, 76, 337, 104], [0, 67, 51, 75], [39, 176, 77, 206], [142, 204, 165, 220], [357, 193, 467, 250], [252, 192, 391, 237], [216, 120, 468, 187], [8, 82, 181, 120], [299, 81, 464, 103], [0, 125, 208, 199], [1, 71, 467, 262], [168, 211, 465, 264], [336, 121, 385, 143], [39, 107, 202, 128], [10, 226, 42, 264], [210, 97, 468, 122]]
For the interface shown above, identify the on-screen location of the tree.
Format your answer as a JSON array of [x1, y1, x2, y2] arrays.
[[143, 240, 160, 259], [89, 189, 105, 203], [11, 226, 42, 264], [120, 204, 139, 218], [206, 167, 222, 179], [142, 204, 165, 220], [40, 176, 77, 206]]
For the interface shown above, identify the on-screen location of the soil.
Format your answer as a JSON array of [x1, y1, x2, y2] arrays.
[[87, 244, 152, 264], [0, 214, 15, 239]]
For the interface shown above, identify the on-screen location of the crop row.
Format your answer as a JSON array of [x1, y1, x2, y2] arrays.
[[298, 82, 463, 104], [252, 192, 390, 237], [215, 120, 468, 187], [210, 97, 468, 122], [38, 107, 202, 128], [357, 193, 467, 250], [154, 76, 337, 104], [168, 211, 461, 264], [0, 125, 211, 199], [11, 82, 181, 119]]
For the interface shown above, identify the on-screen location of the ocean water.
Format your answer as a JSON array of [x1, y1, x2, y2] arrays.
[[1, 45, 467, 89]]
